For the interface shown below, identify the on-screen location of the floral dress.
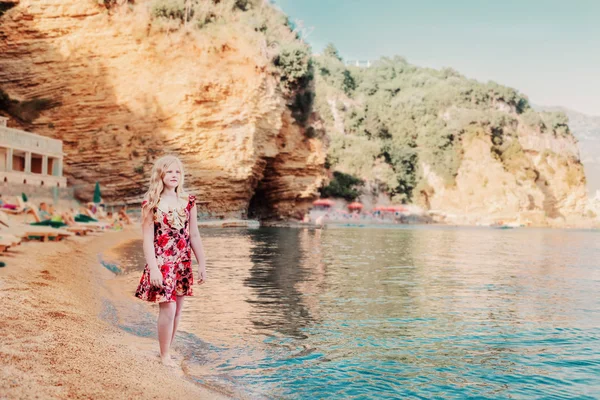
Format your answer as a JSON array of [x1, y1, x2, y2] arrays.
[[135, 195, 196, 303]]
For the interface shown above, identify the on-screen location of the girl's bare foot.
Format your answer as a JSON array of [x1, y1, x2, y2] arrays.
[[160, 354, 176, 367]]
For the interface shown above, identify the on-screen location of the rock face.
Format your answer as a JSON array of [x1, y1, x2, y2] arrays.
[[421, 119, 590, 226], [535, 105, 600, 195], [0, 0, 326, 218]]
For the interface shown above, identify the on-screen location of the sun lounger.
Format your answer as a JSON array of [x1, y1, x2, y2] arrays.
[[65, 226, 92, 235], [80, 221, 111, 230], [0, 234, 22, 246], [0, 210, 73, 242], [75, 214, 98, 223], [56, 211, 107, 231], [29, 207, 96, 234], [84, 207, 111, 221], [1, 197, 26, 214], [31, 220, 68, 229]]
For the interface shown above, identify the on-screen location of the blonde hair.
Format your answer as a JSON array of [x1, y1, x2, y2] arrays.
[[141, 155, 189, 221]]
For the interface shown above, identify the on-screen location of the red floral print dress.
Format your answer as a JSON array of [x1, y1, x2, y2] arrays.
[[135, 195, 196, 303]]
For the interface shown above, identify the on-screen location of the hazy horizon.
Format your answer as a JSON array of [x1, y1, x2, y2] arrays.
[[274, 0, 600, 117]]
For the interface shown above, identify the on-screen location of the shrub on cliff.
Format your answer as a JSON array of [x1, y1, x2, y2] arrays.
[[150, 0, 259, 26], [316, 44, 356, 95], [151, 0, 188, 22], [273, 42, 315, 125], [100, 0, 134, 10], [540, 111, 570, 137], [274, 43, 313, 92], [319, 171, 364, 201], [522, 109, 570, 137]]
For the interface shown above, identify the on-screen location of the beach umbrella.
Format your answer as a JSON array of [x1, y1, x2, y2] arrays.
[[21, 192, 28, 202], [347, 202, 364, 210], [313, 199, 335, 207], [386, 205, 407, 212], [93, 182, 102, 204]]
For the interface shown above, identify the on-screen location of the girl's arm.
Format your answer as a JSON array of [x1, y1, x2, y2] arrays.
[[142, 210, 163, 287], [189, 201, 207, 283]]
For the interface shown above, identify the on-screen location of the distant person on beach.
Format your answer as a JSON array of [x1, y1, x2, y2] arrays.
[[118, 207, 132, 225], [39, 202, 51, 220], [134, 155, 207, 367]]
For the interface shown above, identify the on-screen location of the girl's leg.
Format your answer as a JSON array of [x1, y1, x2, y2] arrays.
[[171, 295, 185, 346], [158, 301, 176, 365]]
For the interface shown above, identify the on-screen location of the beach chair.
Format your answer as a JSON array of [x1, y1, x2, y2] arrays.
[[0, 215, 26, 245], [0, 210, 73, 242], [62, 218, 97, 235], [0, 235, 17, 253], [84, 205, 111, 221], [75, 213, 98, 223], [1, 197, 27, 214], [0, 234, 22, 247], [0, 236, 14, 246], [83, 208, 101, 220], [31, 206, 97, 236], [27, 206, 65, 227], [74, 210, 112, 230]]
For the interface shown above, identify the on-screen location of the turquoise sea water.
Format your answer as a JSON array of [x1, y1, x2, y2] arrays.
[[112, 226, 600, 399]]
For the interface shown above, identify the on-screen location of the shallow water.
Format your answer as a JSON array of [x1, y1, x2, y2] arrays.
[[111, 226, 600, 399]]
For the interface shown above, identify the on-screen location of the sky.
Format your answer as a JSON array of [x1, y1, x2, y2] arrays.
[[273, 0, 600, 116]]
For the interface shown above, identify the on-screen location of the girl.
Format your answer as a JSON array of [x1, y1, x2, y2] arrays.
[[135, 155, 207, 366]]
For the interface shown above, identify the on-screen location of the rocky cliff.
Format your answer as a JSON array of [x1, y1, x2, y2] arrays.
[[0, 0, 326, 218], [534, 105, 600, 195], [421, 121, 589, 226]]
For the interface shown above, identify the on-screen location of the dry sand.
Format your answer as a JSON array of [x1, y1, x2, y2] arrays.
[[0, 226, 230, 399]]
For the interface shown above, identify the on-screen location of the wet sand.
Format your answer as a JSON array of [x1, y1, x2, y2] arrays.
[[0, 226, 229, 399]]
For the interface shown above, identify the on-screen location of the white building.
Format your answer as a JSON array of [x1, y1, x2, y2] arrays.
[[0, 117, 66, 187]]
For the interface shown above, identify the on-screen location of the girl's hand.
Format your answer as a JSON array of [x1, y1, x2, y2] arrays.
[[149, 266, 164, 288], [198, 267, 207, 285]]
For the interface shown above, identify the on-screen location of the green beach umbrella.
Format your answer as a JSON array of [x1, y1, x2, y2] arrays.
[[21, 192, 28, 202], [93, 182, 102, 204]]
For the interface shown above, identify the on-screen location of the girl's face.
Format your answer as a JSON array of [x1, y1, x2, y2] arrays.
[[162, 163, 182, 190]]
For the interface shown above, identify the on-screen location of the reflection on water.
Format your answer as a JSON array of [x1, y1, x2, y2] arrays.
[[113, 226, 600, 399]]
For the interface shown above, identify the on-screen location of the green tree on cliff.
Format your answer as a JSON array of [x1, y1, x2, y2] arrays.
[[313, 53, 566, 203]]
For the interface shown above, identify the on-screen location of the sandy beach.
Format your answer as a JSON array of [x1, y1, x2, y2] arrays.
[[0, 225, 229, 399]]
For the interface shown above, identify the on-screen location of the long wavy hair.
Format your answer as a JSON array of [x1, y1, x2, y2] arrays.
[[141, 155, 189, 221]]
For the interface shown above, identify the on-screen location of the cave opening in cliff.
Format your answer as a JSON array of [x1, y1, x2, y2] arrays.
[[248, 185, 269, 220], [0, 3, 17, 17], [248, 158, 277, 221]]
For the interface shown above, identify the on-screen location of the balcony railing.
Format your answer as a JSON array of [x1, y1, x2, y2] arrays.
[[0, 126, 64, 157]]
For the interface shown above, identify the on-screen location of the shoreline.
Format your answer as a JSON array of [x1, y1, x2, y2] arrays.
[[0, 226, 231, 399], [260, 219, 600, 230]]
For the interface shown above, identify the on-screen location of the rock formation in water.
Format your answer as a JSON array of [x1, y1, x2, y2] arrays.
[[0, 0, 326, 219]]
